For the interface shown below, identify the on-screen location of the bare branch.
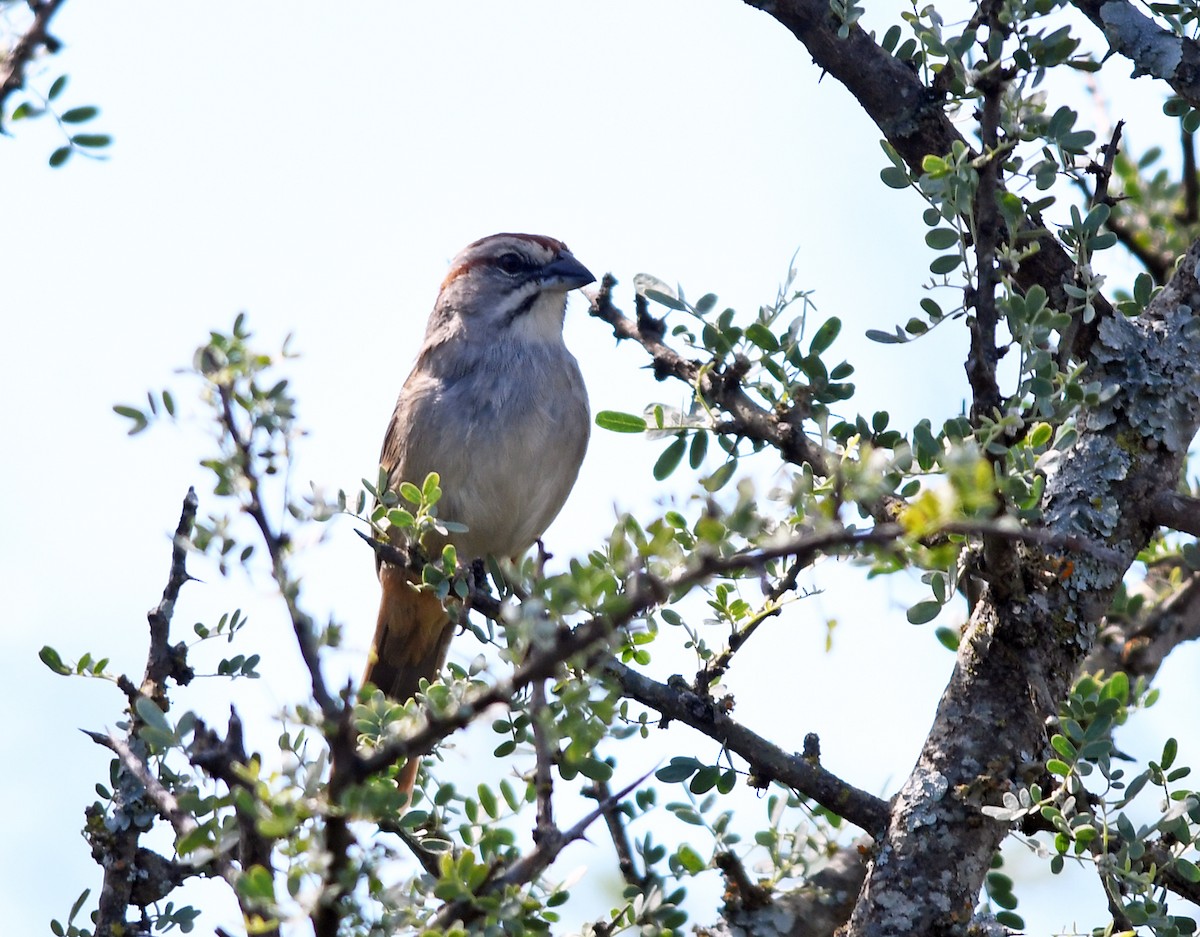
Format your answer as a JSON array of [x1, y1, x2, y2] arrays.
[[583, 780, 650, 889], [605, 658, 891, 837], [530, 680, 556, 845], [142, 487, 198, 707], [107, 733, 207, 852], [1069, 0, 1200, 109], [0, 0, 68, 131], [1151, 490, 1200, 537], [1087, 568, 1200, 682]]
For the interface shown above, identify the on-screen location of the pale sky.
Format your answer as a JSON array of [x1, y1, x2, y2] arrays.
[[4, 2, 1198, 934]]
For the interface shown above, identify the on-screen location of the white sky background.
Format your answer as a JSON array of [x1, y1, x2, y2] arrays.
[[3, 2, 1200, 934]]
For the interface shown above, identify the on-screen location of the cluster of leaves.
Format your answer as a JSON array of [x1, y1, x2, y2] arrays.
[[7, 74, 112, 166], [982, 672, 1200, 935]]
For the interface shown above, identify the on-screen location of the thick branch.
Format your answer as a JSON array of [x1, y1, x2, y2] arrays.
[[606, 658, 891, 836], [844, 238, 1200, 935], [1087, 568, 1200, 683], [1151, 490, 1200, 537], [740, 0, 1113, 359], [1070, 0, 1200, 109]]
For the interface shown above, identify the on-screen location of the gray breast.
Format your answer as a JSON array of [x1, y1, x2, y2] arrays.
[[394, 339, 589, 559]]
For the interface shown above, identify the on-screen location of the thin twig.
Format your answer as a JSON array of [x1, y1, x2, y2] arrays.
[[215, 381, 338, 718], [142, 488, 198, 706], [583, 780, 649, 888], [377, 820, 446, 878], [696, 555, 810, 690], [1090, 120, 1125, 209], [530, 680, 556, 845], [428, 773, 651, 930], [1182, 124, 1198, 224], [106, 733, 203, 842]]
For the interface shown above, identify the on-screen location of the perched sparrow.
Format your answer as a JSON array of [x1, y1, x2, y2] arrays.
[[365, 233, 594, 794]]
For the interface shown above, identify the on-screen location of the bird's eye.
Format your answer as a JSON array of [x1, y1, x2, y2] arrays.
[[495, 252, 527, 276]]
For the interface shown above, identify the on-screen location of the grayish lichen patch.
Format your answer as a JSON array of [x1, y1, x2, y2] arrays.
[[1099, 0, 1183, 78], [1086, 305, 1200, 453]]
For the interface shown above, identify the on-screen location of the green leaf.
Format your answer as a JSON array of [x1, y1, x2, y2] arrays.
[[113, 404, 148, 434], [61, 106, 99, 123], [906, 600, 941, 624], [478, 784, 498, 818], [237, 865, 276, 901], [421, 471, 441, 502], [1050, 734, 1077, 760], [39, 645, 72, 675], [866, 328, 906, 344], [48, 75, 68, 100], [690, 765, 720, 794], [595, 410, 647, 433], [934, 627, 959, 651], [1175, 857, 1200, 883], [880, 166, 910, 189], [1028, 422, 1053, 448], [580, 757, 613, 781], [688, 430, 708, 469], [135, 696, 172, 734], [70, 133, 112, 148], [744, 322, 779, 352], [644, 288, 686, 311], [1046, 758, 1071, 776], [48, 146, 72, 168], [925, 228, 960, 250], [703, 459, 737, 492], [675, 844, 706, 874], [1161, 737, 1178, 771], [929, 253, 963, 275], [656, 757, 701, 783], [653, 436, 687, 480], [809, 317, 842, 355]]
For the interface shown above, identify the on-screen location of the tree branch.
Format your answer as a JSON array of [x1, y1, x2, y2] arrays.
[[142, 487, 198, 707], [1151, 490, 1200, 537], [843, 236, 1200, 935], [0, 0, 68, 131], [1069, 0, 1200, 109], [604, 658, 891, 837], [583, 780, 650, 889], [739, 0, 1114, 360], [215, 381, 339, 720], [429, 774, 648, 931]]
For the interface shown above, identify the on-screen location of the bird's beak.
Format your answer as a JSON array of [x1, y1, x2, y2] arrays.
[[541, 251, 596, 291]]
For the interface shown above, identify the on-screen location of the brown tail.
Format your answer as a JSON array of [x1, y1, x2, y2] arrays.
[[364, 564, 452, 797]]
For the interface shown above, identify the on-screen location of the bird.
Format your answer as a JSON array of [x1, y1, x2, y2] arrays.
[[364, 232, 594, 796]]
